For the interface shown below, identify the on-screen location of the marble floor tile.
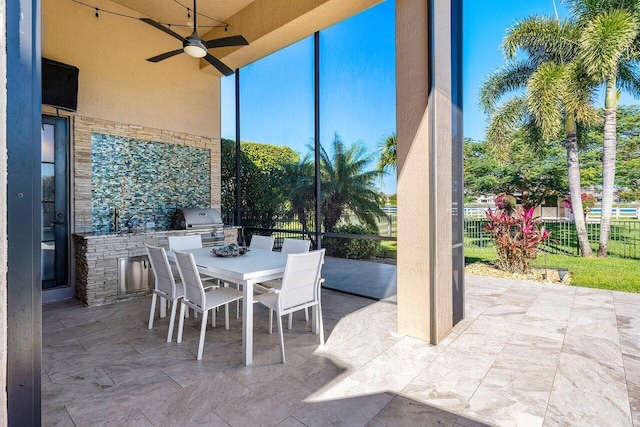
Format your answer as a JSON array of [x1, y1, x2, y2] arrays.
[[214, 374, 316, 427], [620, 331, 640, 358], [464, 355, 556, 427], [616, 302, 640, 333], [41, 276, 640, 427], [43, 320, 110, 345], [318, 326, 402, 370], [514, 316, 567, 342], [280, 355, 351, 393], [293, 391, 394, 427], [278, 417, 308, 427], [553, 352, 628, 401], [455, 415, 494, 427], [614, 290, 640, 306], [572, 287, 614, 308], [372, 395, 459, 427], [64, 374, 180, 426], [465, 388, 547, 427], [561, 332, 623, 367], [544, 386, 632, 427], [348, 336, 441, 393], [526, 294, 574, 321], [100, 345, 195, 385], [402, 349, 498, 410], [41, 405, 75, 427], [566, 306, 619, 339], [624, 354, 640, 424], [222, 346, 309, 389], [137, 372, 249, 426]]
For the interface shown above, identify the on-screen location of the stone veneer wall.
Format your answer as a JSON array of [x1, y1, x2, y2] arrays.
[[74, 116, 221, 233], [73, 228, 238, 306], [91, 133, 211, 232]]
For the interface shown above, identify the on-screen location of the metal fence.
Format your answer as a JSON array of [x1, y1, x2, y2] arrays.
[[223, 208, 397, 257], [464, 218, 640, 260]]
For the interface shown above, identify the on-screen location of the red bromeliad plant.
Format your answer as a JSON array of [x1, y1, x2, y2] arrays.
[[485, 204, 550, 274]]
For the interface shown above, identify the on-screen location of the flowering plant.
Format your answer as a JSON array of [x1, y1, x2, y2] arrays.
[[563, 193, 597, 215], [494, 193, 517, 214], [485, 201, 550, 273]]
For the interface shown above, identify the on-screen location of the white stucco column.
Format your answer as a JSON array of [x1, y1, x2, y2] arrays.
[[396, 0, 457, 344]]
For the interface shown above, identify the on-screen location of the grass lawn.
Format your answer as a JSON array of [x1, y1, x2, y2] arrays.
[[379, 240, 397, 258], [465, 246, 640, 293]]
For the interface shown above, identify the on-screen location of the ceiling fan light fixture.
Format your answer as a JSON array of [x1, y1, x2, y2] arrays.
[[183, 38, 207, 58]]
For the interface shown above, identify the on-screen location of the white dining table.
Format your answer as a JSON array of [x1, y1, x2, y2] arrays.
[[166, 246, 288, 366]]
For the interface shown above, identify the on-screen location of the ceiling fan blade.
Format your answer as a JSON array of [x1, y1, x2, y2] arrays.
[[140, 18, 186, 42], [146, 49, 185, 63], [203, 35, 249, 49], [204, 53, 234, 76]]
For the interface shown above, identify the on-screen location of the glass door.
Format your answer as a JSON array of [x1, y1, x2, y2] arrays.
[[42, 115, 72, 301]]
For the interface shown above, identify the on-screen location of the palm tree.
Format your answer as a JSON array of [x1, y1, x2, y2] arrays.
[[377, 132, 397, 174], [480, 16, 598, 257], [565, 0, 640, 257], [280, 155, 315, 233], [320, 133, 385, 232]]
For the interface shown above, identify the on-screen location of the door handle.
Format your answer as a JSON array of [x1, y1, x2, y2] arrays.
[[53, 212, 65, 225]]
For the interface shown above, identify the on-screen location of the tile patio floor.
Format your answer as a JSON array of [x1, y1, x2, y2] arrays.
[[42, 265, 640, 426]]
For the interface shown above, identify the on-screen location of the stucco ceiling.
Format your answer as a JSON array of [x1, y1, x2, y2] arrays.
[[110, 0, 254, 36]]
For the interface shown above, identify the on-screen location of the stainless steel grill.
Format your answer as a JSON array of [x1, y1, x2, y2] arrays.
[[172, 208, 225, 247]]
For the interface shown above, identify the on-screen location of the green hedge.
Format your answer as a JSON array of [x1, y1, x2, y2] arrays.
[[324, 224, 381, 260]]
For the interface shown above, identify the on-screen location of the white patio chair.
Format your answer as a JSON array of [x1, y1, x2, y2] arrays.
[[254, 249, 325, 363], [168, 234, 203, 251], [255, 238, 312, 328], [227, 234, 277, 319], [281, 237, 311, 254], [249, 234, 275, 251], [145, 244, 184, 343], [168, 234, 217, 291], [174, 250, 243, 361]]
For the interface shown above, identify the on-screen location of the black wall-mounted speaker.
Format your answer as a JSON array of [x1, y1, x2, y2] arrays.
[[42, 58, 79, 112]]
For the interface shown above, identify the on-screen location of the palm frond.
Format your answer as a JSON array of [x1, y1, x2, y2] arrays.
[[502, 16, 580, 64], [618, 61, 640, 98], [579, 9, 639, 80], [563, 0, 640, 22], [485, 96, 529, 155], [479, 61, 535, 113], [563, 62, 600, 126], [527, 62, 566, 140]]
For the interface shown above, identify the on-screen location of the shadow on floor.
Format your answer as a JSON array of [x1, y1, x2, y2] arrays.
[[322, 256, 397, 301]]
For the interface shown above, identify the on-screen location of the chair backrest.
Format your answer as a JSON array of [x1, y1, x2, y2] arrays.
[[249, 235, 275, 251], [145, 244, 177, 298], [172, 250, 206, 309], [279, 249, 325, 311], [168, 235, 202, 251], [281, 238, 311, 254]]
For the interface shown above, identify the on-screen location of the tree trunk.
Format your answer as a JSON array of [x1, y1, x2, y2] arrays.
[[565, 116, 593, 257], [598, 77, 618, 258]]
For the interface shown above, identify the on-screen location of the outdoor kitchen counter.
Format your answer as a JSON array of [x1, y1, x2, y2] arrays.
[[72, 226, 239, 306]]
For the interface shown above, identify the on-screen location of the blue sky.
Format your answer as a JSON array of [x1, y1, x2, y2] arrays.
[[223, 0, 639, 194]]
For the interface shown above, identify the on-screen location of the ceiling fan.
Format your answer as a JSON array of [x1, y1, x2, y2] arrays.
[[140, 0, 248, 76]]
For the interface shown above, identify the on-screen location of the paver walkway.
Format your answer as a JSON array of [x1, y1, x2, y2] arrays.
[[42, 264, 640, 426]]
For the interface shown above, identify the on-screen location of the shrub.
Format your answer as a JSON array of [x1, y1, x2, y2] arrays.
[[485, 205, 550, 273], [563, 193, 597, 216], [324, 224, 381, 260]]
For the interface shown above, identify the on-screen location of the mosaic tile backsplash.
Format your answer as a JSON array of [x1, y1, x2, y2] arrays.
[[91, 133, 211, 232]]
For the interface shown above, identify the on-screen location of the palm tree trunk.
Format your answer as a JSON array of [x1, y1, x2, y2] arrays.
[[597, 77, 618, 258], [566, 115, 593, 257]]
